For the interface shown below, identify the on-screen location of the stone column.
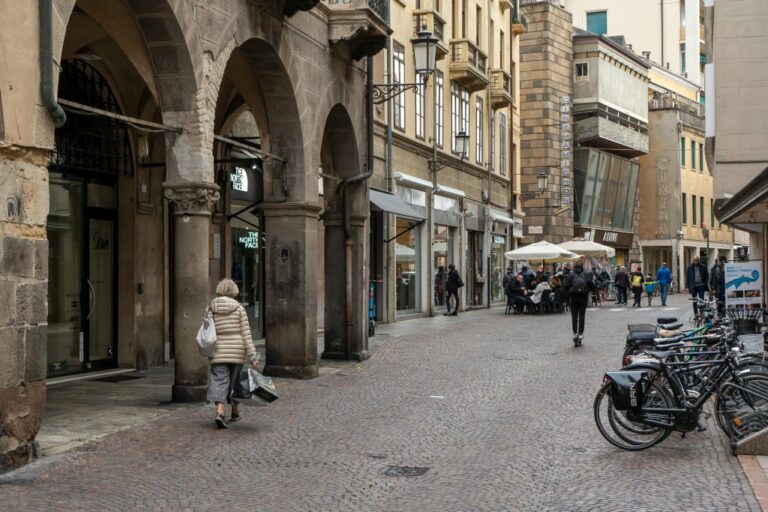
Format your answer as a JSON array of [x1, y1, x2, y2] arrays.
[[164, 183, 219, 402], [261, 203, 320, 379], [0, 145, 49, 472]]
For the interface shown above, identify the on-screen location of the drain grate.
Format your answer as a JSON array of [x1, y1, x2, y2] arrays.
[[92, 374, 144, 383], [381, 465, 430, 477]]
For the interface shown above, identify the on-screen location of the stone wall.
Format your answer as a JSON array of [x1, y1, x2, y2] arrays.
[[0, 144, 49, 472]]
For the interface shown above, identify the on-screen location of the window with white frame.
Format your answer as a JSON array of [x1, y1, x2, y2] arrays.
[[415, 77, 425, 140], [475, 97, 483, 163], [435, 71, 444, 147], [451, 82, 470, 154], [499, 112, 507, 176], [576, 62, 588, 80], [393, 42, 406, 131]]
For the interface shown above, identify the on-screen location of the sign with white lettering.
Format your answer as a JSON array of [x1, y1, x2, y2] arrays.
[[602, 231, 618, 243], [528, 225, 543, 234], [231, 167, 249, 192], [725, 260, 763, 308]]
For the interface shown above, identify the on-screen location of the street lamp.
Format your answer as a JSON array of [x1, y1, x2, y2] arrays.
[[455, 131, 469, 161], [537, 170, 548, 191], [411, 29, 438, 77]]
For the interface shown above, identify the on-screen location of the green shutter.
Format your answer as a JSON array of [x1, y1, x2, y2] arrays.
[[691, 140, 696, 171], [682, 193, 687, 224], [681, 137, 686, 166], [692, 194, 697, 225]]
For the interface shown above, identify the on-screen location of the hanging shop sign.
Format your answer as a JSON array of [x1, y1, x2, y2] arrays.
[[231, 164, 263, 203], [725, 260, 763, 308]]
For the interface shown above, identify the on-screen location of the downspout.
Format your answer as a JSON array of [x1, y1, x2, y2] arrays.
[[40, 0, 66, 128], [660, 0, 665, 67], [386, 42, 394, 192], [336, 54, 375, 360]]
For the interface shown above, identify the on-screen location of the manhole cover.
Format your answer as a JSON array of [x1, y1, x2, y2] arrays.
[[381, 465, 430, 477], [92, 374, 144, 383]]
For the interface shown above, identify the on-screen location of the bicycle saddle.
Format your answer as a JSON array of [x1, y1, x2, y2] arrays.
[[657, 317, 678, 324], [658, 322, 683, 330], [644, 349, 679, 360]]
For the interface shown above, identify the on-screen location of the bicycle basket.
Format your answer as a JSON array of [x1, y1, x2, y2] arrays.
[[605, 371, 646, 411]]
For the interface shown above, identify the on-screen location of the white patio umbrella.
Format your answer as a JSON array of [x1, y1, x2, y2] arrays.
[[559, 238, 616, 258], [504, 240, 580, 264]]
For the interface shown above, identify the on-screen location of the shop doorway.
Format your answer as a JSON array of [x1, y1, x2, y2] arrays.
[[46, 60, 129, 377]]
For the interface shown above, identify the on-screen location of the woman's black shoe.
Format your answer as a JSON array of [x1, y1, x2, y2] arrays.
[[215, 413, 228, 429]]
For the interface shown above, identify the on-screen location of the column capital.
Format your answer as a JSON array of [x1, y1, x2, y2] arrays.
[[163, 183, 220, 216]]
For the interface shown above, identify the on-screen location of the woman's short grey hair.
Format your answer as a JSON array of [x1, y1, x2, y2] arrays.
[[216, 278, 239, 298]]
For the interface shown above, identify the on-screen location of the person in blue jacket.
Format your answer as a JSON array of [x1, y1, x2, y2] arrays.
[[656, 262, 672, 307], [685, 255, 709, 315]]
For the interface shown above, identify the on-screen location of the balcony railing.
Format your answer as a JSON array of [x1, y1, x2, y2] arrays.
[[413, 9, 448, 60], [649, 92, 704, 117], [490, 69, 513, 108], [512, 14, 528, 34], [449, 39, 489, 91], [324, 0, 392, 59]]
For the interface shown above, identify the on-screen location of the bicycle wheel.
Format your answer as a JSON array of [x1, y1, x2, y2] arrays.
[[594, 380, 674, 451], [715, 373, 768, 437]]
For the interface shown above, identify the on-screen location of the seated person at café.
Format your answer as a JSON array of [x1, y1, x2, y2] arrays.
[[506, 274, 532, 314], [531, 276, 552, 306]]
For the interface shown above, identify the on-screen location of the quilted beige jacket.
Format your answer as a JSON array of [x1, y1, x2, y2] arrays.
[[209, 296, 257, 365]]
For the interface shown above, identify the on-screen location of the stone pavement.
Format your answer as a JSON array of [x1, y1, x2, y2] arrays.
[[0, 294, 760, 511]]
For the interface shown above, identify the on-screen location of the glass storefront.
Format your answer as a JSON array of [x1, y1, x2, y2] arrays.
[[396, 217, 420, 312], [466, 231, 484, 306], [490, 235, 506, 303], [47, 173, 117, 376], [433, 224, 453, 310], [574, 149, 639, 231], [230, 206, 264, 340]]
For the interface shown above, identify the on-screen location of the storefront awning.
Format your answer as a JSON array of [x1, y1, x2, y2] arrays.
[[370, 188, 425, 220], [436, 184, 466, 199], [395, 172, 434, 190], [716, 167, 768, 226], [491, 212, 515, 225]]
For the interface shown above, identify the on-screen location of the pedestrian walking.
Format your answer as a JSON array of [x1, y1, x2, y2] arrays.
[[434, 266, 446, 306], [709, 256, 727, 317], [656, 262, 672, 306], [207, 278, 259, 429], [599, 267, 611, 302], [644, 273, 656, 307], [631, 267, 644, 307], [444, 263, 463, 316], [502, 266, 515, 314], [564, 259, 596, 346], [686, 255, 709, 315], [614, 266, 629, 305]]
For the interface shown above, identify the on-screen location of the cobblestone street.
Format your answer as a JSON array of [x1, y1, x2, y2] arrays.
[[0, 295, 760, 511]]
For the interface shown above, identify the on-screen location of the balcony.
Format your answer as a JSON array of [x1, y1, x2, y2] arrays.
[[449, 39, 489, 92], [412, 9, 449, 61], [500, 0, 514, 11], [324, 0, 392, 60], [284, 0, 321, 17], [512, 14, 528, 35], [490, 69, 513, 108]]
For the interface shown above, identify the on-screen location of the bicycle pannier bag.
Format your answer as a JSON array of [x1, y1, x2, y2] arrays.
[[605, 371, 646, 411], [195, 306, 217, 357]]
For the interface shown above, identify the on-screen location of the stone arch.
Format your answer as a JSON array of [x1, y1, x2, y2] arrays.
[[54, 0, 199, 113], [319, 104, 368, 361]]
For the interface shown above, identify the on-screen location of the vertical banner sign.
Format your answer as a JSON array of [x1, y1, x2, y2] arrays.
[[560, 96, 571, 205], [724, 261, 763, 309]]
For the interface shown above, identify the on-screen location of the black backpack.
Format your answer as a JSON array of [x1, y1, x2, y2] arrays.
[[572, 272, 589, 295]]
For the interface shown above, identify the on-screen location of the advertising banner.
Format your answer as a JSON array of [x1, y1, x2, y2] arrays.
[[724, 261, 763, 308]]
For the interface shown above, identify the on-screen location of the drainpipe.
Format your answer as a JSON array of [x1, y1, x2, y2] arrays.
[[39, 0, 66, 128], [386, 42, 394, 192], [335, 54, 375, 360]]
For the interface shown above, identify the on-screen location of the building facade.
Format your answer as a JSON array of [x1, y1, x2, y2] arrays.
[[0, 0, 389, 471], [563, 0, 707, 88], [368, 0, 525, 322], [571, 31, 650, 267], [519, 0, 574, 244], [709, 0, 768, 282], [639, 63, 733, 288]]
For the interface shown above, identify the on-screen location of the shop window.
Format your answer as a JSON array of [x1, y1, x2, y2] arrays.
[[395, 217, 420, 312]]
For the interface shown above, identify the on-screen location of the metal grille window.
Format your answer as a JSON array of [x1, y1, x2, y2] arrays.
[[393, 42, 406, 132], [416, 77, 425, 140], [499, 112, 507, 176], [435, 71, 444, 147], [51, 60, 131, 176], [475, 97, 483, 164]]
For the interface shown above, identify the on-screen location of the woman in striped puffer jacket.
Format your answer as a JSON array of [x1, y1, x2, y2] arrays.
[[207, 278, 259, 429]]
